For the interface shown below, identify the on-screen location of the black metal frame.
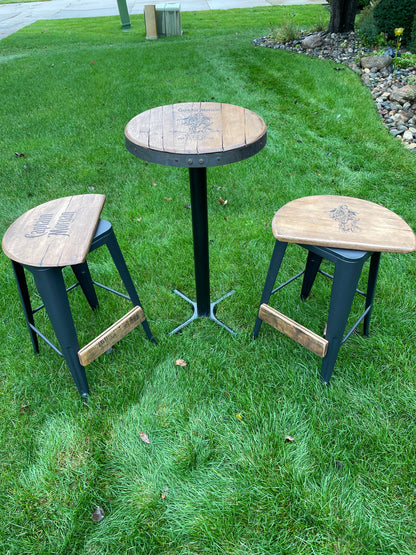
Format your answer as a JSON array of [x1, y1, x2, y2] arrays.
[[11, 219, 156, 397], [167, 167, 236, 334], [253, 240, 381, 384]]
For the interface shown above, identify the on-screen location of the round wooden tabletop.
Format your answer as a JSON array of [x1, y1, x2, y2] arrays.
[[125, 102, 267, 168]]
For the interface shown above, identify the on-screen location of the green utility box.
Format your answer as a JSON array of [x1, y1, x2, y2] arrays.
[[156, 3, 182, 37]]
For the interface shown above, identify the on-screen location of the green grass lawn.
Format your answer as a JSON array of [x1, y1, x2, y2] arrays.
[[0, 0, 49, 4], [1, 6, 416, 554]]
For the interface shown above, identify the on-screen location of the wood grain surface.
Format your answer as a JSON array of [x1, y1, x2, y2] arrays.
[[272, 195, 416, 253], [259, 304, 328, 358], [78, 306, 145, 366], [125, 102, 267, 167], [2, 194, 106, 267]]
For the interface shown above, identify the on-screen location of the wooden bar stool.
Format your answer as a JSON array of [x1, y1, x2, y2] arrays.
[[2, 194, 156, 398], [253, 195, 416, 383]]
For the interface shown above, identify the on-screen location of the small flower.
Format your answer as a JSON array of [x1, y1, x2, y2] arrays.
[[394, 28, 404, 36]]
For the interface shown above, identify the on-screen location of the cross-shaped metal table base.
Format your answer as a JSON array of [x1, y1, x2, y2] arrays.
[[168, 288, 236, 335]]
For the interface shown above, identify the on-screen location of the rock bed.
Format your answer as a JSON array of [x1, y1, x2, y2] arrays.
[[253, 31, 416, 151]]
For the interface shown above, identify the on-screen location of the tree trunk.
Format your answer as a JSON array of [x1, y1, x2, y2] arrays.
[[328, 0, 358, 33]]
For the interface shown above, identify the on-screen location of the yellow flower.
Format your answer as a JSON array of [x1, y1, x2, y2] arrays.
[[395, 28, 404, 36]]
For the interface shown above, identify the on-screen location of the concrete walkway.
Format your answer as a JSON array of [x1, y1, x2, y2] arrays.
[[0, 0, 325, 41]]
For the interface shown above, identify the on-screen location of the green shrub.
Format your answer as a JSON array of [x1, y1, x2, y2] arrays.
[[373, 0, 416, 45], [393, 51, 416, 68], [357, 0, 383, 46], [410, 13, 416, 51]]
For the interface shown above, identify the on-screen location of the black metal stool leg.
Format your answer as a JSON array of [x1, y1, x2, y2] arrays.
[[301, 251, 323, 300], [320, 259, 366, 384], [103, 227, 156, 344], [363, 252, 381, 336], [72, 262, 99, 310], [11, 260, 39, 354], [30, 266, 89, 397], [253, 240, 288, 338]]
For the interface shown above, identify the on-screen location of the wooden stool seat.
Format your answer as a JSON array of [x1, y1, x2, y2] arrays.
[[272, 195, 416, 253], [253, 195, 416, 384], [2, 194, 106, 267], [2, 195, 155, 397]]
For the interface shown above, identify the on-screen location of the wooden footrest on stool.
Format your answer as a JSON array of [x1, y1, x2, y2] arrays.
[[78, 306, 145, 366], [259, 304, 328, 358]]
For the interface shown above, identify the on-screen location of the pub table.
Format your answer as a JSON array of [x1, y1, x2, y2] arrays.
[[125, 102, 267, 334]]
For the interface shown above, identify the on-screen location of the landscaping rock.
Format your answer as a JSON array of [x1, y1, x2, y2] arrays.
[[360, 54, 392, 70], [390, 85, 416, 103], [392, 110, 412, 124], [301, 34, 323, 49]]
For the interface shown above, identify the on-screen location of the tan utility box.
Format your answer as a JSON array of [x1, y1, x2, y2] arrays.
[[144, 5, 158, 40]]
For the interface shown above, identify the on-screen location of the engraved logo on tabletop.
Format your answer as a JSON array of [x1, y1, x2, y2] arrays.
[[179, 112, 214, 141]]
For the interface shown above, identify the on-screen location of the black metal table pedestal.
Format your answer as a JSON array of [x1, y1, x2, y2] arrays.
[[169, 289, 235, 335], [168, 167, 235, 335]]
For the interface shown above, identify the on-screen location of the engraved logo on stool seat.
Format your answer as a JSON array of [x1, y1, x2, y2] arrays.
[[329, 204, 360, 233], [25, 211, 76, 239]]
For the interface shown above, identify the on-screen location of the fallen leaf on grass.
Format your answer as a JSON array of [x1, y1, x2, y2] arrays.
[[164, 197, 172, 201], [175, 359, 187, 367], [335, 460, 344, 471], [139, 431, 151, 444], [91, 506, 105, 522], [285, 435, 295, 443], [235, 413, 243, 420]]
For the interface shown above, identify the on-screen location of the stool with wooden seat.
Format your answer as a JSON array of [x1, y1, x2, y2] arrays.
[[2, 194, 156, 397], [252, 195, 416, 383]]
